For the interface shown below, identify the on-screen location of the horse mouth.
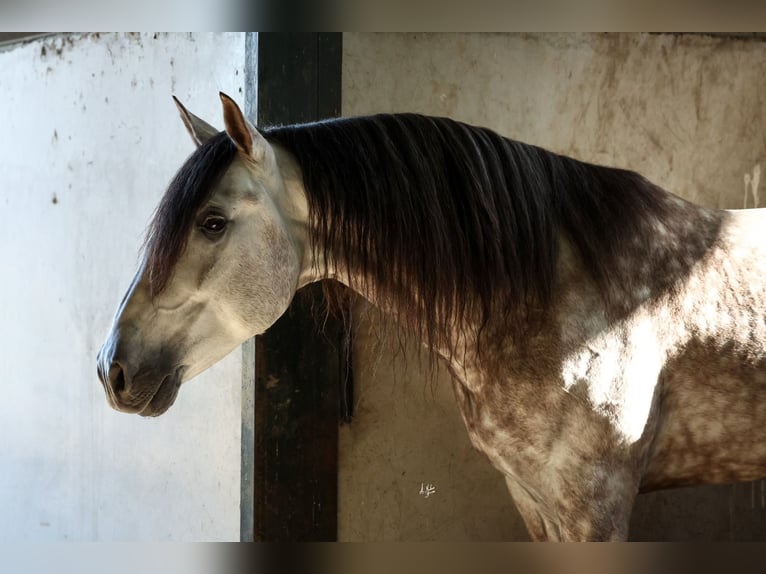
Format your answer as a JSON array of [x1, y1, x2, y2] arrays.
[[138, 368, 184, 417]]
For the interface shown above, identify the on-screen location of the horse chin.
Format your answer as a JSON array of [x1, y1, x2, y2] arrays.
[[138, 367, 184, 418]]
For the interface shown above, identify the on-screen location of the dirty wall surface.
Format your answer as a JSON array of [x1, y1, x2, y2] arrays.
[[0, 33, 245, 540], [339, 32, 766, 540]]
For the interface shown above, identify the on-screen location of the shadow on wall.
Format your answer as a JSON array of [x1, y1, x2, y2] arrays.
[[631, 481, 766, 541]]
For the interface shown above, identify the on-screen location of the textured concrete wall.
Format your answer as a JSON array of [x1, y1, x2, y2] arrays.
[[0, 32, 245, 540], [339, 32, 766, 540]]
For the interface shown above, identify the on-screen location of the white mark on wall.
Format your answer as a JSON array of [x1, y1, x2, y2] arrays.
[[419, 482, 437, 498], [744, 165, 760, 208]]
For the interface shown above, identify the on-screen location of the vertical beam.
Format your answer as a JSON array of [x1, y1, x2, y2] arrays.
[[245, 33, 344, 542], [239, 338, 256, 542], [239, 32, 258, 543]]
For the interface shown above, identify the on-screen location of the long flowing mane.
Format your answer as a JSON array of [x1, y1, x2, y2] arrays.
[[144, 114, 675, 353], [264, 114, 671, 351]]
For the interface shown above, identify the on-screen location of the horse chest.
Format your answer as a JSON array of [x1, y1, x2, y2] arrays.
[[449, 363, 626, 484]]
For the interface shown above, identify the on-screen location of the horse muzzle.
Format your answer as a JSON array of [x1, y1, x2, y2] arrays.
[[97, 342, 184, 417]]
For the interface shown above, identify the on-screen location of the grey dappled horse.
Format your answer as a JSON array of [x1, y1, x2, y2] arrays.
[[98, 93, 766, 540]]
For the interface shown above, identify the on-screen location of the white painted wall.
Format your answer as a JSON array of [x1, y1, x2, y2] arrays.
[[0, 32, 246, 541]]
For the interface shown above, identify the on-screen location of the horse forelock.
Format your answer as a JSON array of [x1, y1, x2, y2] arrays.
[[144, 132, 237, 297], [263, 113, 674, 357]]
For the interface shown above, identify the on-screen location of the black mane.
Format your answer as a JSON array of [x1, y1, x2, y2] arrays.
[[145, 113, 670, 351], [264, 114, 669, 349]]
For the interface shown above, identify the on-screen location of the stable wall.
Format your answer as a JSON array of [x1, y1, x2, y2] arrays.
[[339, 32, 766, 540], [0, 33, 245, 540]]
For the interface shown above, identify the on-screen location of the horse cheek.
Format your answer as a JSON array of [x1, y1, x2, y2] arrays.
[[269, 230, 300, 312], [231, 226, 298, 334]]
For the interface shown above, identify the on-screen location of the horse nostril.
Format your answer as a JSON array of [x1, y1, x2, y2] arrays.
[[109, 363, 126, 395]]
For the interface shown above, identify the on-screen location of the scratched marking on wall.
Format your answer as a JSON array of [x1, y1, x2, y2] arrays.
[[744, 165, 760, 208], [419, 482, 437, 498]]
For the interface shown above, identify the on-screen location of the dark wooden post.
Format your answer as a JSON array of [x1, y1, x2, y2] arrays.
[[242, 32, 345, 542]]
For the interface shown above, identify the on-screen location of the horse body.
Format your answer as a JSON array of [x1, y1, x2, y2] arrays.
[[439, 205, 766, 539], [641, 208, 766, 490], [98, 94, 766, 540]]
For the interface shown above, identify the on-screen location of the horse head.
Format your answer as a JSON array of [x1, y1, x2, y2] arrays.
[[97, 94, 308, 416]]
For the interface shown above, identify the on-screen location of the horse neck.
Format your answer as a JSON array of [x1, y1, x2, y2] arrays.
[[330, 202, 725, 361], [604, 195, 724, 313], [554, 194, 726, 345], [281, 128, 727, 368], [276, 145, 408, 307]]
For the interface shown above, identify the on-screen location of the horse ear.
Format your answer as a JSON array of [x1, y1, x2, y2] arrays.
[[172, 96, 219, 147], [219, 92, 267, 162]]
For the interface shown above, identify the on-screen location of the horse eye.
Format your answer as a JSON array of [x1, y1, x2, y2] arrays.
[[201, 214, 228, 235]]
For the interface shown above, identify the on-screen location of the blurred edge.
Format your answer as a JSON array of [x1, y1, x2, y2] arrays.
[[2, 543, 766, 574], [229, 542, 766, 574], [4, 0, 766, 32]]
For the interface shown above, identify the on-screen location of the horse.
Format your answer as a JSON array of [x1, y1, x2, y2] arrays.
[[97, 92, 766, 541]]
